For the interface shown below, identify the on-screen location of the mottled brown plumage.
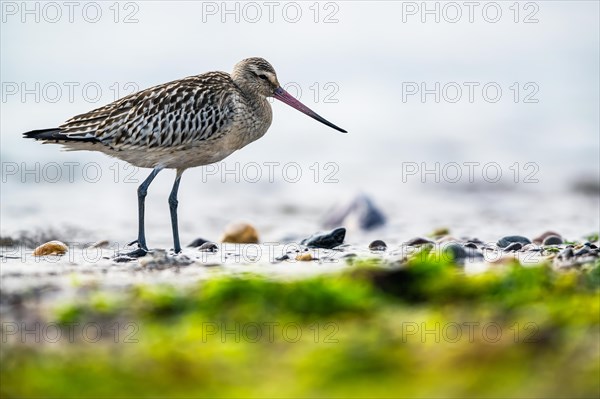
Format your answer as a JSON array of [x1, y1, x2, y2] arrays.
[[24, 57, 346, 255]]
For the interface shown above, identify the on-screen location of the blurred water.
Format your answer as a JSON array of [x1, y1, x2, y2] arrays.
[[1, 1, 598, 244]]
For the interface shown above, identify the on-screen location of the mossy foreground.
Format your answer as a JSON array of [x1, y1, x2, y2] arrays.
[[2, 254, 599, 398]]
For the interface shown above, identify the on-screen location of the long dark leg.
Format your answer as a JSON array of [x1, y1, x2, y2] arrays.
[[134, 167, 162, 253], [168, 169, 184, 254]]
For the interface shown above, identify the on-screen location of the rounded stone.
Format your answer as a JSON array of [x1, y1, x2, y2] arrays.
[[533, 231, 562, 244], [198, 242, 218, 252], [542, 235, 563, 246], [497, 235, 531, 248], [443, 242, 467, 261], [504, 242, 523, 252], [32, 240, 68, 256], [369, 240, 387, 251], [296, 253, 313, 261], [221, 222, 259, 244]]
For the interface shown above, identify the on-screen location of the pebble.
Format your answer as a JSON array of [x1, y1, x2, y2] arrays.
[[301, 227, 346, 249], [322, 194, 386, 231], [559, 248, 574, 260], [188, 237, 210, 247], [464, 242, 478, 249], [574, 248, 590, 257], [275, 254, 290, 261], [443, 242, 467, 262], [296, 253, 313, 261], [198, 242, 218, 252], [405, 237, 433, 246], [497, 235, 531, 248], [369, 240, 387, 251], [32, 241, 68, 256], [221, 222, 259, 244], [504, 242, 523, 252], [533, 231, 562, 244], [542, 235, 563, 246], [430, 227, 450, 237]]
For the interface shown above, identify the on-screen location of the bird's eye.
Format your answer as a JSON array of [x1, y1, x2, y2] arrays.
[[259, 75, 269, 81]]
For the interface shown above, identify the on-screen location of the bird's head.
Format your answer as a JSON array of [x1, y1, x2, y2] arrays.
[[232, 57, 347, 133], [232, 57, 280, 97]]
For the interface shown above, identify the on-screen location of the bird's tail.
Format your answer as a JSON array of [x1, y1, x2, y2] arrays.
[[23, 128, 63, 141], [23, 128, 98, 143]]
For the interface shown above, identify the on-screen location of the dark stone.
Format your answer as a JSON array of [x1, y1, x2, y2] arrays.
[[405, 237, 434, 246], [322, 194, 386, 231], [504, 242, 523, 251], [198, 242, 218, 252], [533, 231, 562, 244], [542, 235, 563, 246], [188, 237, 210, 248], [559, 248, 574, 260], [301, 227, 346, 249], [464, 242, 478, 249], [497, 235, 531, 248], [369, 240, 387, 251], [443, 242, 467, 261], [574, 248, 590, 257], [275, 254, 289, 261]]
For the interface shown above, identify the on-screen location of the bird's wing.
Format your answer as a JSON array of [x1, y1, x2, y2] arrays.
[[59, 73, 238, 148]]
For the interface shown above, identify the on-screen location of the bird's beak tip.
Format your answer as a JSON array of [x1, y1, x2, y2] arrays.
[[273, 87, 347, 134]]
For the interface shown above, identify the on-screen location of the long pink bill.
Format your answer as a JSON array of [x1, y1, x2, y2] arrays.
[[273, 87, 347, 133]]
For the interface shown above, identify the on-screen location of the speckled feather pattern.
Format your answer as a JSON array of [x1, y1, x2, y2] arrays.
[[44, 67, 274, 170]]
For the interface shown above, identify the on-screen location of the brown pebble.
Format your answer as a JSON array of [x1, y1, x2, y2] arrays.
[[430, 227, 450, 237], [33, 241, 68, 256], [296, 253, 313, 261], [220, 222, 259, 244]]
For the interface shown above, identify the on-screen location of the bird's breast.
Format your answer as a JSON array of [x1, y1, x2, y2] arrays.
[[231, 95, 273, 149]]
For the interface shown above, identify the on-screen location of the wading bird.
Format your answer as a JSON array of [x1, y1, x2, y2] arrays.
[[24, 57, 347, 257]]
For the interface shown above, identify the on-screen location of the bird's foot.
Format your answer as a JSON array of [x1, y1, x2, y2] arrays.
[[113, 241, 150, 262], [122, 247, 149, 258]]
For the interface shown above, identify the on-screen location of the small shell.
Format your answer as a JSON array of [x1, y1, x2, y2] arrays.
[[33, 240, 68, 256]]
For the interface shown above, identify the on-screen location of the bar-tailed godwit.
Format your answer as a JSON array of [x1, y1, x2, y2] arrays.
[[24, 57, 347, 256]]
